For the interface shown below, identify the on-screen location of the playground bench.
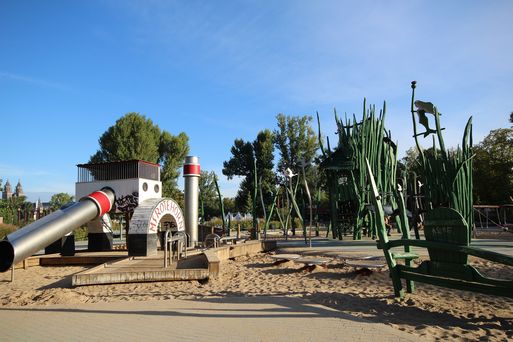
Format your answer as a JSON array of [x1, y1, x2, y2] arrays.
[[366, 160, 513, 299]]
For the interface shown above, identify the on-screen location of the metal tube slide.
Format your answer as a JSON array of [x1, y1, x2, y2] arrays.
[[0, 188, 115, 272]]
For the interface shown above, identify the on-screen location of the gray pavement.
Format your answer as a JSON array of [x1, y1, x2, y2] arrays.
[[275, 234, 513, 257], [0, 296, 424, 341]]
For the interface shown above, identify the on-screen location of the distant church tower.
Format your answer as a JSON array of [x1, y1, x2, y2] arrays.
[[15, 180, 24, 197], [2, 180, 12, 200]]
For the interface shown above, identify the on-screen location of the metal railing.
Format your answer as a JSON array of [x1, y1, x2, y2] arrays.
[[77, 160, 160, 182], [163, 231, 187, 268]]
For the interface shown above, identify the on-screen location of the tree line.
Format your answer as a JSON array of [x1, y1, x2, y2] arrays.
[[2, 110, 510, 232]]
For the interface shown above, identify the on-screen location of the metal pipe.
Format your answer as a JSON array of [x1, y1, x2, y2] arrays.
[[163, 230, 170, 268], [0, 187, 115, 272], [183, 156, 200, 247]]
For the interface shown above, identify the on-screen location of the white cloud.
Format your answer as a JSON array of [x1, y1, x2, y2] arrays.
[[0, 72, 72, 92]]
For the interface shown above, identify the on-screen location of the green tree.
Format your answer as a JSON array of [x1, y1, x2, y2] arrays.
[[90, 113, 189, 198], [159, 131, 190, 198], [473, 128, 513, 204], [222, 139, 253, 211], [0, 195, 29, 226], [253, 129, 276, 211], [274, 114, 318, 234], [223, 197, 236, 213], [198, 170, 220, 220], [49, 193, 74, 210], [223, 130, 275, 214], [274, 114, 318, 175]]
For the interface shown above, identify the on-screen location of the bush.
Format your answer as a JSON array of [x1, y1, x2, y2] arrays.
[[74, 226, 88, 241], [0, 223, 17, 239]]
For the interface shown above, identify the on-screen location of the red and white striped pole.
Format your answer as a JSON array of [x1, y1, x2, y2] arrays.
[[183, 156, 200, 246]]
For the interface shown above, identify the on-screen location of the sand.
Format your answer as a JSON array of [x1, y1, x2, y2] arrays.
[[0, 252, 512, 341]]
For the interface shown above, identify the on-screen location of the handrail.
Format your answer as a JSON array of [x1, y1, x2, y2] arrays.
[[204, 233, 221, 249], [163, 230, 171, 268], [163, 230, 187, 267]]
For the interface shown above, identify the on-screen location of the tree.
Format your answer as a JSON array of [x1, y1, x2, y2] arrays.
[[473, 128, 513, 204], [274, 114, 318, 175], [223, 197, 236, 213], [273, 114, 318, 235], [510, 112, 513, 126], [223, 130, 275, 214], [49, 193, 74, 210], [198, 170, 220, 220], [90, 113, 189, 198], [0, 195, 30, 226], [222, 139, 254, 211], [159, 131, 190, 198], [253, 129, 276, 212]]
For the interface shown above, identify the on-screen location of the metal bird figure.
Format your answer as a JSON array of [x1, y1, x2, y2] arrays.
[[414, 100, 441, 115], [415, 110, 438, 137]]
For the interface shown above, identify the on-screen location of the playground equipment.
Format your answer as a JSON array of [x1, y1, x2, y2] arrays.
[[409, 81, 474, 240], [0, 157, 201, 272], [184, 156, 200, 245], [367, 159, 513, 298], [0, 188, 115, 272], [318, 100, 398, 240], [366, 82, 513, 298]]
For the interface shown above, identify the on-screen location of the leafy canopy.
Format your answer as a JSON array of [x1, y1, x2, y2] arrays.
[[473, 128, 513, 204], [274, 113, 318, 176], [49, 193, 74, 210], [223, 129, 275, 212], [90, 112, 189, 198], [198, 170, 221, 220]]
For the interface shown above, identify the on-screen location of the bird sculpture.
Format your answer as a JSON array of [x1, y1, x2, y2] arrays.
[[414, 100, 444, 137], [415, 110, 437, 137], [414, 100, 441, 115]]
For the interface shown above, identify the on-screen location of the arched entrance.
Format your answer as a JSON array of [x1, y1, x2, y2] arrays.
[[128, 198, 185, 256]]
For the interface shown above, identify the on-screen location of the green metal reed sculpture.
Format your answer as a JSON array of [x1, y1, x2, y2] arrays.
[[410, 81, 474, 240], [318, 100, 398, 240]]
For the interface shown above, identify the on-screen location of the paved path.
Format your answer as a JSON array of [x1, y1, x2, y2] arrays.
[[275, 234, 513, 257], [0, 296, 423, 341]]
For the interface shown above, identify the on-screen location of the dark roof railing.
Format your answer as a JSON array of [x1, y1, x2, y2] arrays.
[[77, 160, 160, 182]]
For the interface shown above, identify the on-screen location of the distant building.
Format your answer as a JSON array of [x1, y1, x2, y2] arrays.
[[2, 179, 25, 200], [15, 180, 24, 198], [33, 198, 51, 220], [2, 180, 12, 200]]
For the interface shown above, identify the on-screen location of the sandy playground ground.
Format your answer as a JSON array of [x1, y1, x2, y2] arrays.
[[0, 250, 512, 341]]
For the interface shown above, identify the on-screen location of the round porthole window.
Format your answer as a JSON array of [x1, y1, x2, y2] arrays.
[[142, 182, 148, 191], [154, 184, 160, 193]]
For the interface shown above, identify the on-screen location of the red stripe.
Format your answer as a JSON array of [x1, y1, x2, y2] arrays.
[[88, 191, 112, 216], [184, 164, 200, 176]]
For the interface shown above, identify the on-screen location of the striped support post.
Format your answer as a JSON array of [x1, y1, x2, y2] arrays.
[[184, 156, 200, 246]]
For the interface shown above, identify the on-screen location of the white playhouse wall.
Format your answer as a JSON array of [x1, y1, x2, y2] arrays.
[[75, 178, 162, 209]]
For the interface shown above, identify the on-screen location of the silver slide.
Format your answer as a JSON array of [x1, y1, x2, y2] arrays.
[[0, 188, 115, 272]]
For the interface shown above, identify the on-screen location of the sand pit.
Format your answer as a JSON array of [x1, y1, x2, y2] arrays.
[[0, 253, 512, 341]]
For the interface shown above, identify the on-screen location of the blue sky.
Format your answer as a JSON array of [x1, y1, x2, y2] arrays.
[[1, 0, 512, 202]]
